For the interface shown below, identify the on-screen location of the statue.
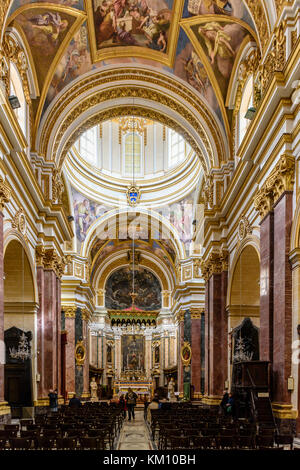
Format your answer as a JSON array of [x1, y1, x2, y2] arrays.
[[168, 377, 176, 401], [90, 377, 98, 402]]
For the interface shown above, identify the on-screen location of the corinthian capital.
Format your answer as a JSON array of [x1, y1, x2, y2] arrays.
[[0, 176, 11, 211]]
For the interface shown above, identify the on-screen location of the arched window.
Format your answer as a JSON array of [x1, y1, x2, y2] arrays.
[[238, 76, 253, 147], [168, 128, 185, 167], [10, 62, 27, 137], [124, 132, 142, 176], [79, 126, 97, 164]]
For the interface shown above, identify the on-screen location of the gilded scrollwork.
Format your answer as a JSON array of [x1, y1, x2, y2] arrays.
[[243, 0, 269, 52], [0, 176, 11, 211], [254, 153, 295, 219], [12, 207, 27, 240]]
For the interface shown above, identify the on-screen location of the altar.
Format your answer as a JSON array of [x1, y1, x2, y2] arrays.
[[113, 380, 153, 401]]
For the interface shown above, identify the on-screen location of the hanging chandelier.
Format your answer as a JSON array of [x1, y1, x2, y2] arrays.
[[9, 332, 31, 361]]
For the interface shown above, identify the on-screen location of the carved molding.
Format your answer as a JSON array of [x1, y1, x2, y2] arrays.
[[0, 176, 11, 211], [238, 215, 253, 241], [254, 154, 295, 219], [12, 207, 27, 240]]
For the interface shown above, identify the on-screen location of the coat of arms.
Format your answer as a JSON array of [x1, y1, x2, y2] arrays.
[[127, 185, 140, 206]]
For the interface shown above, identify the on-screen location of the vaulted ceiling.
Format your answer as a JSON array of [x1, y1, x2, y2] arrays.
[[5, 0, 277, 148]]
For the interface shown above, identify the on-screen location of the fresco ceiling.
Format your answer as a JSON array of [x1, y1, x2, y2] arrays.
[[6, 0, 263, 141]]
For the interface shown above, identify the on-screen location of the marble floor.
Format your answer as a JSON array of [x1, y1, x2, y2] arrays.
[[117, 409, 153, 450]]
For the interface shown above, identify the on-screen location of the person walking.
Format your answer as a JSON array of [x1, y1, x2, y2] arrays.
[[48, 388, 58, 413], [119, 394, 127, 419], [125, 388, 137, 421]]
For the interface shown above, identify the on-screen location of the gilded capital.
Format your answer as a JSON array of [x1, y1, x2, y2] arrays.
[[63, 306, 76, 318], [35, 245, 45, 267], [254, 154, 295, 219], [0, 176, 11, 211], [190, 308, 203, 319]]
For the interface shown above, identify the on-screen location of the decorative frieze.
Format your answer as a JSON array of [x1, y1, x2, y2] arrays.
[[254, 154, 295, 219]]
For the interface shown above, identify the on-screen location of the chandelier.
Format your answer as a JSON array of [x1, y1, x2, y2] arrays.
[[9, 332, 31, 361]]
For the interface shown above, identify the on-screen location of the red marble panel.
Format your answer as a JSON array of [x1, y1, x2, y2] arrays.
[[43, 269, 57, 395], [260, 212, 274, 362], [191, 317, 201, 394], [83, 321, 89, 394], [273, 192, 293, 404], [56, 278, 61, 395], [204, 280, 209, 396], [65, 316, 75, 395], [221, 270, 228, 388], [36, 266, 44, 399], [178, 321, 184, 393], [209, 273, 223, 397]]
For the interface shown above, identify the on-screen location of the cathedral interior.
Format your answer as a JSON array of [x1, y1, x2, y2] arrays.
[[0, 0, 299, 452]]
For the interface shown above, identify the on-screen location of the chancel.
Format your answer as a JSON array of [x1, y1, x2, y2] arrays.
[[0, 0, 299, 453]]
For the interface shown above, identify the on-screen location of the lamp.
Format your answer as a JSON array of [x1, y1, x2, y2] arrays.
[[244, 107, 256, 120], [8, 95, 21, 109]]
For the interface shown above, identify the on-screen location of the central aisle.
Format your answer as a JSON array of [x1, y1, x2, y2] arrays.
[[117, 409, 154, 450]]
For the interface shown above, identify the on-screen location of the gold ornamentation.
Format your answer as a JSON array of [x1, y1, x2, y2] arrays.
[[201, 249, 228, 280], [12, 207, 27, 240], [75, 340, 86, 366], [254, 154, 295, 219], [243, 0, 269, 52], [193, 258, 202, 278], [74, 262, 84, 279], [175, 263, 181, 283], [0, 1, 10, 40], [82, 307, 91, 322], [181, 341, 192, 366], [275, 0, 293, 15], [35, 245, 45, 267], [183, 265, 192, 281], [52, 168, 64, 204], [190, 308, 203, 319], [238, 215, 252, 241], [0, 176, 11, 211], [63, 306, 76, 318], [40, 69, 225, 172], [203, 174, 214, 208], [126, 185, 141, 206], [42, 248, 65, 278]]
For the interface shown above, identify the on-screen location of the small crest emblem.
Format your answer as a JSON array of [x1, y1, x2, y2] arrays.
[[127, 185, 140, 206]]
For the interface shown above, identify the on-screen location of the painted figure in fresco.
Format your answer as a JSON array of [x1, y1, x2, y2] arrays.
[[74, 198, 93, 240], [185, 50, 209, 93], [198, 22, 235, 65], [188, 0, 232, 16], [29, 12, 68, 45]]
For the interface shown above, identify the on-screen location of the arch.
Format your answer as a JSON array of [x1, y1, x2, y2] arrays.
[[37, 67, 229, 174], [4, 230, 38, 303], [81, 207, 186, 261], [227, 236, 260, 317]]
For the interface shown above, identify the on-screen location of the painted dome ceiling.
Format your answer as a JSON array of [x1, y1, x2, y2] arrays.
[[5, 0, 269, 143]]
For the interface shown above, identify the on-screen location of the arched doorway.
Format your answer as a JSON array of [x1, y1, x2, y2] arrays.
[[227, 244, 260, 389], [4, 239, 36, 418]]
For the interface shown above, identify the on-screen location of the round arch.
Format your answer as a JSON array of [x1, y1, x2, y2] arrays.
[[38, 67, 229, 174], [81, 207, 186, 261]]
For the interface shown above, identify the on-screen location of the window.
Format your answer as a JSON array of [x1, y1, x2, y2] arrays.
[[238, 76, 253, 147], [168, 128, 185, 167], [10, 62, 27, 137], [124, 132, 142, 176], [79, 126, 97, 164]]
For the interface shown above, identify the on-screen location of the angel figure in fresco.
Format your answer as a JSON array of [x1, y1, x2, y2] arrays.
[[198, 22, 235, 65], [29, 12, 68, 45]]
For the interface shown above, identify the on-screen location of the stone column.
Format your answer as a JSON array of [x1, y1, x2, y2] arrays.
[[201, 250, 228, 404], [115, 335, 121, 379], [56, 277, 62, 399], [272, 191, 293, 409], [0, 178, 11, 422], [254, 154, 296, 430], [35, 248, 45, 403], [82, 310, 90, 399], [289, 249, 300, 434], [177, 311, 184, 396], [145, 334, 152, 379], [260, 211, 274, 362], [191, 308, 201, 399], [64, 306, 76, 399]]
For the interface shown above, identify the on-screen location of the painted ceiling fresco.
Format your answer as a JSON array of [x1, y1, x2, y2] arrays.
[[105, 266, 162, 310], [6, 0, 259, 137]]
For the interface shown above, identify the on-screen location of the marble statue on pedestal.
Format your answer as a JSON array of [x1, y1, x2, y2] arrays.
[[90, 377, 98, 402], [168, 377, 176, 401]]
